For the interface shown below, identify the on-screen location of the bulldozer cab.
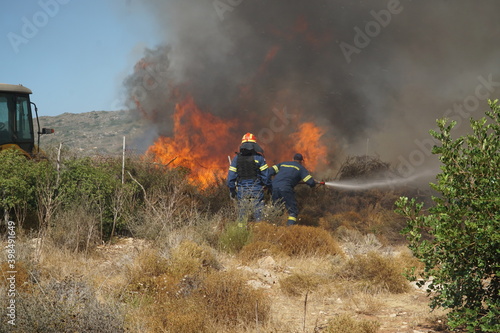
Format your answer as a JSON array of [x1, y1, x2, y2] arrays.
[[0, 83, 53, 157]]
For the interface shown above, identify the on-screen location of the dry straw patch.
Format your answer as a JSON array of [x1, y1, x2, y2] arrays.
[[238, 240, 281, 263], [343, 292, 386, 316], [141, 295, 209, 333], [245, 222, 343, 257], [280, 272, 326, 296], [325, 313, 381, 333], [339, 251, 411, 294], [200, 270, 271, 327], [166, 239, 221, 279]]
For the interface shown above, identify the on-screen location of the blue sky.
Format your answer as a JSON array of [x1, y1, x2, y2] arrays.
[[1, 0, 161, 117]]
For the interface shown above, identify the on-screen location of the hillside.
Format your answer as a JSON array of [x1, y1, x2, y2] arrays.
[[38, 110, 151, 156]]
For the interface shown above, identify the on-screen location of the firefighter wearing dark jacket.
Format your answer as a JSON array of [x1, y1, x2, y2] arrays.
[[269, 153, 316, 225], [227, 133, 270, 221]]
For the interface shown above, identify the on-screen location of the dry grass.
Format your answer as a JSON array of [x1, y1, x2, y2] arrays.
[[280, 272, 326, 296], [167, 239, 221, 278], [338, 251, 411, 294], [244, 222, 344, 257], [201, 270, 271, 327], [238, 240, 282, 263], [325, 313, 381, 333], [343, 292, 386, 315], [49, 203, 101, 253], [141, 295, 210, 333], [122, 240, 272, 332]]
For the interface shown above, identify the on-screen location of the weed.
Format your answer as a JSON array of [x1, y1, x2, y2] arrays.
[[218, 221, 252, 254]]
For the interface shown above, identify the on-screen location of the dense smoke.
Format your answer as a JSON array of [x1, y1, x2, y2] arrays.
[[124, 0, 500, 176]]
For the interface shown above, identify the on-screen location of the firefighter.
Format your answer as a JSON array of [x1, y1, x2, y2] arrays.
[[227, 133, 270, 222], [269, 153, 317, 226]]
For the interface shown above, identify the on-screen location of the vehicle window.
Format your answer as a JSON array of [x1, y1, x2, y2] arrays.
[[0, 96, 8, 125], [16, 96, 33, 140]]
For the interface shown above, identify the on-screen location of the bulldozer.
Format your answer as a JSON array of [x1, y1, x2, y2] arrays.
[[0, 83, 54, 158]]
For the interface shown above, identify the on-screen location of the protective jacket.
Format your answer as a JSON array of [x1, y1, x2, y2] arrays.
[[227, 153, 270, 190], [268, 161, 316, 225], [269, 161, 316, 190], [227, 151, 270, 222]]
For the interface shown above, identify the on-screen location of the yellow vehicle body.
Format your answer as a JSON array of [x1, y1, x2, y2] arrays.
[[0, 83, 53, 158]]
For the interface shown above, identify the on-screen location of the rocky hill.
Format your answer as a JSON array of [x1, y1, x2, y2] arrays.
[[38, 110, 151, 156]]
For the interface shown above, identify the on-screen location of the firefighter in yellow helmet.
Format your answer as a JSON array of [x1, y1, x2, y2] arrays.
[[227, 133, 270, 221]]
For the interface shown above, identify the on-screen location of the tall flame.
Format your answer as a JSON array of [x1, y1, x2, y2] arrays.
[[147, 104, 329, 188], [291, 122, 328, 171], [146, 96, 236, 188]]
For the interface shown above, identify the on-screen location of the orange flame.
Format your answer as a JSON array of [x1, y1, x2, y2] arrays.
[[291, 122, 328, 171], [146, 96, 236, 188], [146, 97, 330, 188]]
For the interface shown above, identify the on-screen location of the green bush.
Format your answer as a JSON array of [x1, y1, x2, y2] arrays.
[[396, 99, 500, 332], [218, 221, 252, 254], [0, 150, 38, 225]]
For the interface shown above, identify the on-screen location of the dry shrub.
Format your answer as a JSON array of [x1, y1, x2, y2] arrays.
[[395, 246, 425, 276], [280, 272, 325, 296], [335, 226, 383, 257], [49, 203, 101, 253], [0, 276, 125, 332], [200, 270, 271, 327], [37, 240, 94, 281], [167, 239, 221, 279], [238, 240, 281, 263], [249, 223, 343, 257], [344, 292, 385, 315], [127, 248, 169, 292], [320, 211, 364, 232], [337, 155, 390, 180], [325, 313, 380, 333], [359, 205, 407, 244], [143, 296, 209, 333], [339, 251, 410, 294]]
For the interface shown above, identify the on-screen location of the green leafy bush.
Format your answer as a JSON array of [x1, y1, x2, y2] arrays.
[[396, 99, 500, 332], [0, 150, 38, 225]]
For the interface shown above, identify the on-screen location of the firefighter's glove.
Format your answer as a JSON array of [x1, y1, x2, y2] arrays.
[[230, 188, 237, 199]]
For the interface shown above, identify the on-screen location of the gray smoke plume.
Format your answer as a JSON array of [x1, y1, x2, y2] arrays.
[[124, 0, 500, 175]]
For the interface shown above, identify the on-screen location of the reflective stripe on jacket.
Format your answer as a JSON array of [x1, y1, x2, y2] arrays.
[[269, 161, 316, 189]]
